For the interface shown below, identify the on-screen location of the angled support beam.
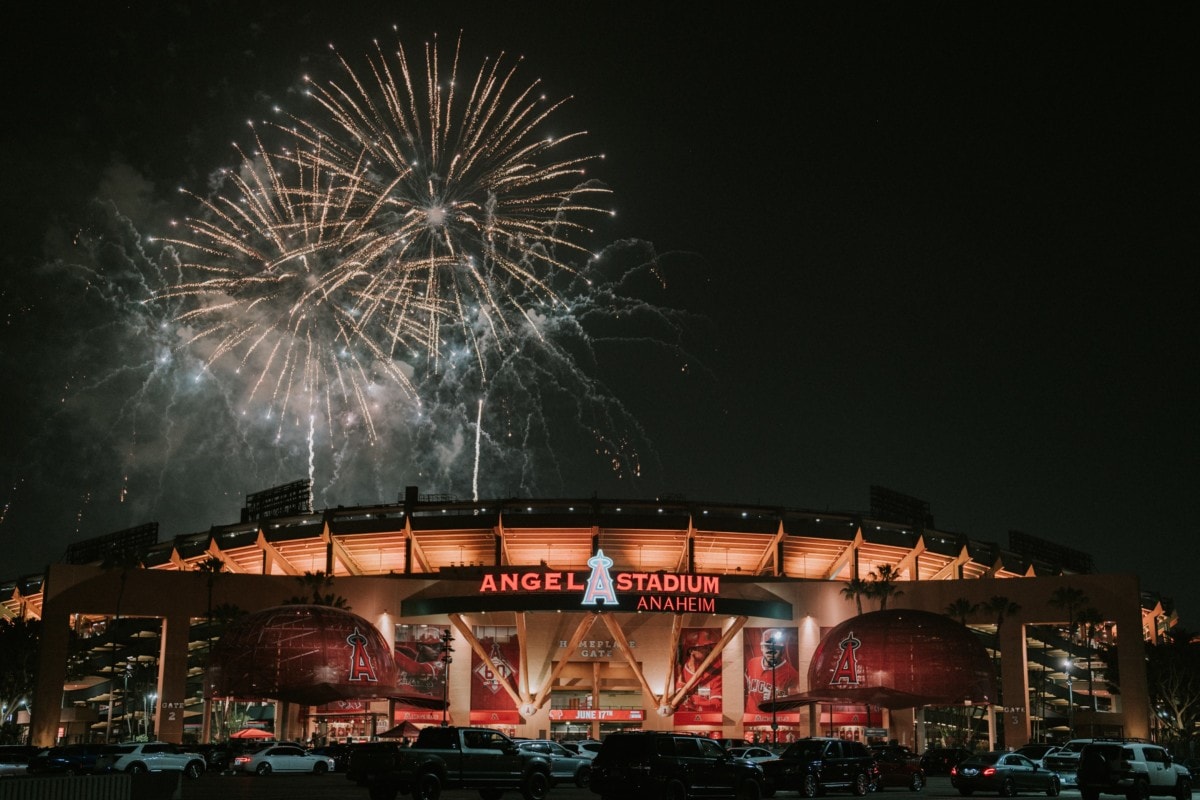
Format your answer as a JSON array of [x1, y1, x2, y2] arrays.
[[669, 616, 748, 708], [448, 613, 524, 710], [598, 613, 661, 707], [823, 528, 864, 580], [532, 614, 597, 710]]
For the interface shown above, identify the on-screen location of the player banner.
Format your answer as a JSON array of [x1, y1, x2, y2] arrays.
[[744, 627, 801, 726]]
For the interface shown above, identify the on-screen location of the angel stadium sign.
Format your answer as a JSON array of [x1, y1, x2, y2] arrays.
[[477, 550, 720, 612]]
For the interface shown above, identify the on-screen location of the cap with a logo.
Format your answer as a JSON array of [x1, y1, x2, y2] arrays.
[[684, 630, 719, 651]]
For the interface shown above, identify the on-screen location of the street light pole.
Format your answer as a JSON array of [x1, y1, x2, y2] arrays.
[[1064, 658, 1074, 737], [770, 630, 781, 746], [440, 629, 454, 727]]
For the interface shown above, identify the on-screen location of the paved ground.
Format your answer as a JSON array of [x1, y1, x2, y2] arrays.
[[175, 774, 1073, 800]]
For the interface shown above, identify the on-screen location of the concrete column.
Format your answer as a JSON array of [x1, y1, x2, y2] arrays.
[[155, 611, 191, 743], [30, 610, 71, 747], [1001, 621, 1032, 747]]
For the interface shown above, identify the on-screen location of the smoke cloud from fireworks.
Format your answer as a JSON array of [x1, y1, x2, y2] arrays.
[[0, 33, 706, 559]]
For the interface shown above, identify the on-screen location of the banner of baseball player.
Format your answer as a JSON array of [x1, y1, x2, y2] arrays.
[[744, 627, 801, 731], [394, 624, 449, 700], [673, 627, 724, 726]]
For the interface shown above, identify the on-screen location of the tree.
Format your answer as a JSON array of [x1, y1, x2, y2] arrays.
[[981, 595, 1021, 741], [869, 564, 904, 610], [840, 578, 870, 615], [946, 597, 979, 625], [1141, 628, 1200, 747], [0, 617, 40, 744], [193, 557, 224, 662], [284, 571, 350, 609], [100, 546, 143, 741]]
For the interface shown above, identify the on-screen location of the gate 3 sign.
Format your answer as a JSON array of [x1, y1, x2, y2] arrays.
[[478, 550, 721, 612]]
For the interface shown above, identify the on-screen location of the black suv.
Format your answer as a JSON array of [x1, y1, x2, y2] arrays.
[[760, 737, 878, 797], [589, 731, 764, 800]]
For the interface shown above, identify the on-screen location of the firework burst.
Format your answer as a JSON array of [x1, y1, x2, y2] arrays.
[[159, 32, 612, 441]]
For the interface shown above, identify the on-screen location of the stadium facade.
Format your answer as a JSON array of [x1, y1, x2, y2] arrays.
[[4, 487, 1166, 750]]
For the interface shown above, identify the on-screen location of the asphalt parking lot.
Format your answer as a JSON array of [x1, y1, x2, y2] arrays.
[[175, 774, 1076, 800]]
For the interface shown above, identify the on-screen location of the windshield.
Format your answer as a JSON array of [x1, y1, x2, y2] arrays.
[[781, 741, 827, 761]]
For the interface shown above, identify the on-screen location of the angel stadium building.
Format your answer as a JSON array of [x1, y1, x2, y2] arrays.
[[4, 483, 1172, 751]]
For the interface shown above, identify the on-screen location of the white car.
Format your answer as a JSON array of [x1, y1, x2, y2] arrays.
[[232, 744, 335, 776], [93, 742, 206, 778], [728, 746, 780, 764], [561, 740, 602, 761], [0, 755, 29, 777]]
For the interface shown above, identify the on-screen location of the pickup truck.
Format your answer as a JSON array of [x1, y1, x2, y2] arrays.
[[346, 726, 553, 800]]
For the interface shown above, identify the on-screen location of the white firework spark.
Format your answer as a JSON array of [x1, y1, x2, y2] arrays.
[[159, 32, 612, 441]]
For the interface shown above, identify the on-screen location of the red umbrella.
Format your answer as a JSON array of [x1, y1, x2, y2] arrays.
[[230, 727, 274, 739]]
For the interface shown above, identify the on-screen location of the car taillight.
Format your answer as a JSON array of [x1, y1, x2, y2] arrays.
[[983, 767, 996, 776], [950, 766, 958, 776], [233, 756, 250, 765]]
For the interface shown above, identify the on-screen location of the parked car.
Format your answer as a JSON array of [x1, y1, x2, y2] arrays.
[[950, 750, 1061, 796], [0, 748, 32, 778], [589, 731, 764, 800], [517, 739, 592, 787], [871, 744, 927, 790], [232, 743, 335, 776], [1015, 745, 1062, 769], [729, 746, 780, 764], [563, 739, 603, 761], [1042, 738, 1096, 788], [93, 741, 207, 778], [760, 737, 878, 797], [1075, 738, 1191, 800], [310, 742, 365, 772], [921, 747, 974, 775], [27, 743, 109, 775]]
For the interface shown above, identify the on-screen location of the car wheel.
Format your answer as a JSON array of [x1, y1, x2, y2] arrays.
[[369, 783, 399, 800], [256, 762, 272, 776], [1128, 779, 1151, 800], [575, 764, 592, 788], [1046, 776, 1061, 797], [736, 778, 763, 800], [853, 773, 870, 796], [413, 772, 442, 800], [126, 763, 148, 775], [999, 778, 1016, 797], [184, 761, 203, 780], [801, 773, 819, 798], [1177, 778, 1192, 800], [521, 770, 550, 800], [911, 772, 926, 791], [664, 780, 688, 800], [313, 761, 328, 775]]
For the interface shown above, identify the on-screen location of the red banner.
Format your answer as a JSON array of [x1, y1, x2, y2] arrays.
[[470, 710, 522, 724], [470, 636, 520, 713], [394, 625, 448, 701], [674, 627, 722, 715], [673, 711, 725, 726], [744, 627, 800, 716], [549, 709, 645, 721]]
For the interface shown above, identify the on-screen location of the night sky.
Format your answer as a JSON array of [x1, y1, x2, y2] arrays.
[[2, 4, 1196, 618]]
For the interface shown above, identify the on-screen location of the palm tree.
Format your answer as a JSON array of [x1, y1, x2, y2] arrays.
[[840, 578, 870, 615], [946, 598, 978, 625], [1078, 606, 1104, 711], [100, 546, 143, 742], [284, 571, 351, 609], [1049, 586, 1089, 731], [869, 564, 904, 610], [981, 595, 1021, 734], [194, 557, 224, 655]]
